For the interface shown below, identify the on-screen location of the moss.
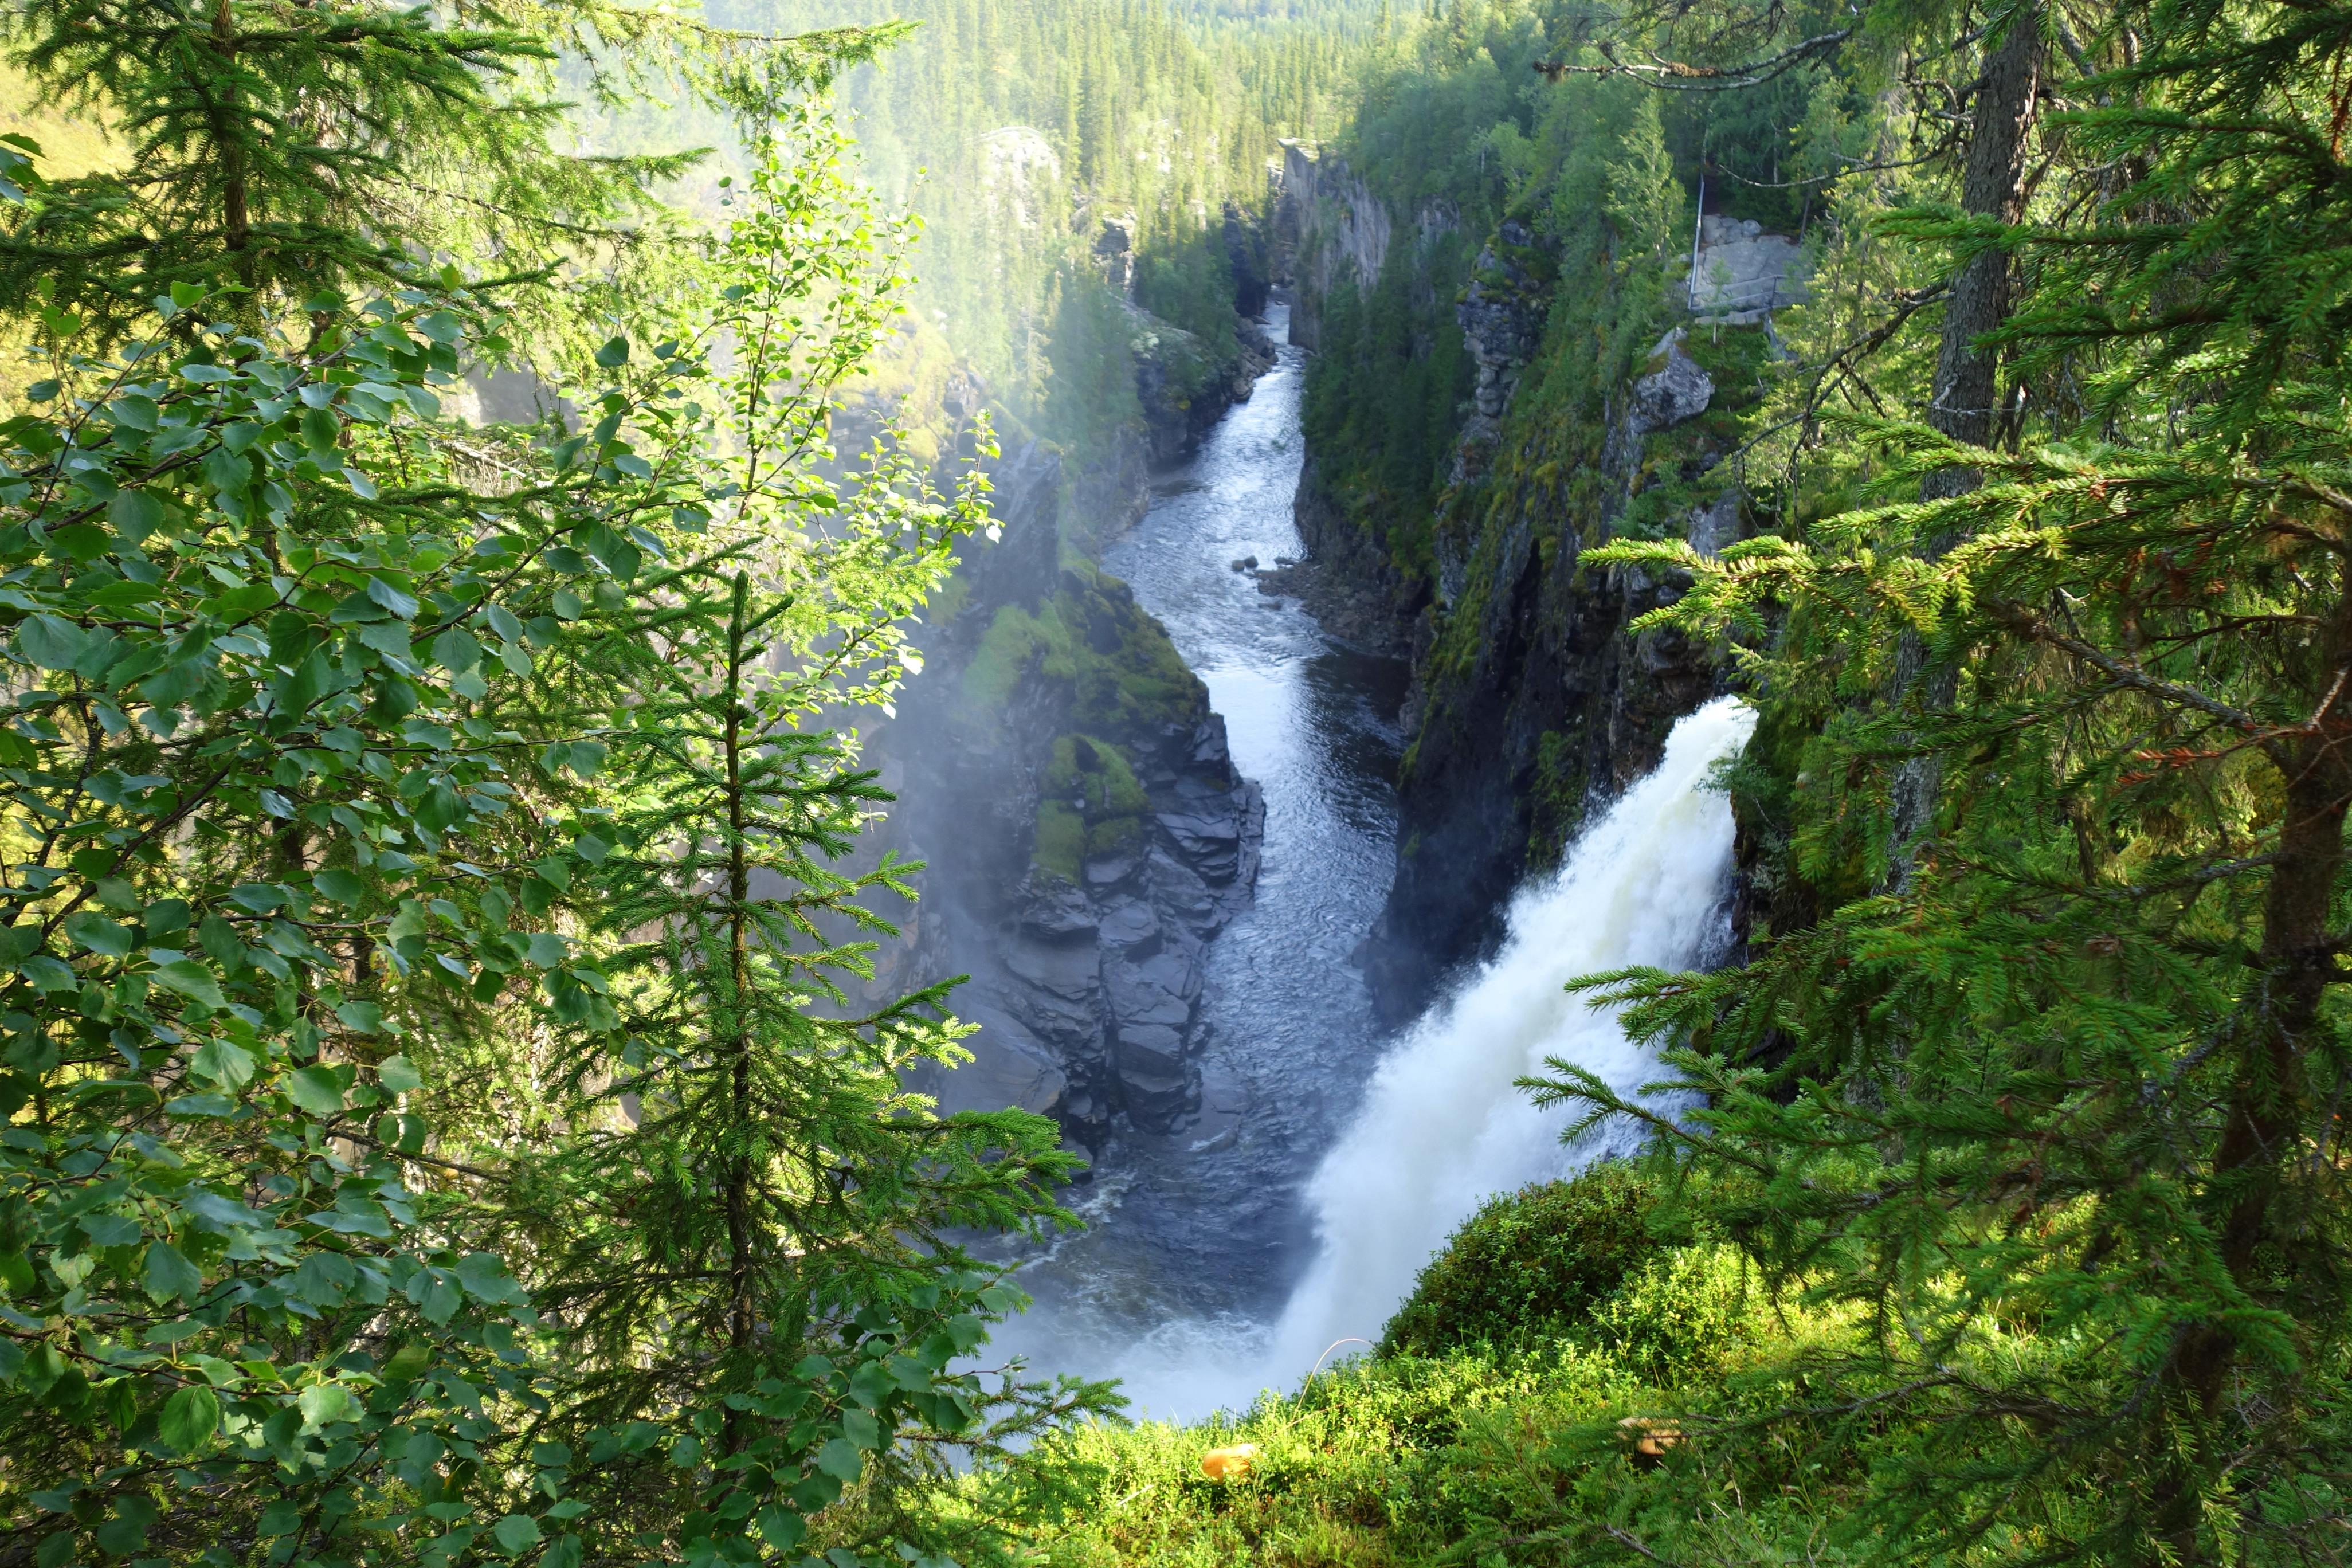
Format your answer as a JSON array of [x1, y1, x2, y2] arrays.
[[1379, 1162, 1666, 1358], [1524, 727, 1589, 871], [1064, 575, 1205, 735], [1680, 319, 1774, 391], [1032, 798, 1087, 883], [1131, 311, 1223, 403], [1088, 814, 1144, 860], [1044, 732, 1149, 815], [1496, 237, 1559, 286], [962, 574, 1205, 738], [1033, 733, 1150, 879], [962, 601, 1072, 712]]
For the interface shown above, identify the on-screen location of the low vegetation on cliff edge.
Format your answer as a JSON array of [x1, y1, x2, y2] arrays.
[[946, 1165, 1894, 1566]]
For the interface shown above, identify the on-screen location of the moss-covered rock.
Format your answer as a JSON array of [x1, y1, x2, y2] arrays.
[[1032, 734, 1150, 881], [958, 567, 1206, 742], [879, 437, 1265, 1138]]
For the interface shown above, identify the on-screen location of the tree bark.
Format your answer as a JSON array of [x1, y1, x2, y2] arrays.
[[723, 573, 755, 1454], [1922, 4, 2046, 496], [210, 0, 253, 281], [2161, 567, 2352, 1558], [1885, 2, 2047, 880]]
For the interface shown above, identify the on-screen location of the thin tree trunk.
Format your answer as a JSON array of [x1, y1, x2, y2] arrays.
[[1922, 4, 2046, 495], [722, 573, 756, 1452], [210, 0, 254, 285], [1885, 2, 2046, 880], [2161, 569, 2352, 1558]]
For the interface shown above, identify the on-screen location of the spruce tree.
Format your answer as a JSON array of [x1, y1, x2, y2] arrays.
[[521, 567, 1100, 1563], [487, 113, 1117, 1563], [0, 237, 614, 1568], [1547, 0, 2352, 1557]]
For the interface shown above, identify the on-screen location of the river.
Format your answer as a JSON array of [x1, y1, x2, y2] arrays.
[[984, 298, 1414, 1414]]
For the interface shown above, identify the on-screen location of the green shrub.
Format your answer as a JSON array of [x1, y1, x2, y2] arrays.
[[1378, 1161, 1665, 1357], [1588, 1241, 1762, 1381]]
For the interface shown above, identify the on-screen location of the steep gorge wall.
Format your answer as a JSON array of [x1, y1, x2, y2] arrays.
[[1363, 324, 1743, 1016], [1276, 141, 1461, 354], [881, 440, 1264, 1143], [1274, 142, 1393, 351], [1276, 140, 1797, 1021]]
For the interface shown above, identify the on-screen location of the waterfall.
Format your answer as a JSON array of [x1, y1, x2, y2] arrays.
[[1265, 695, 1756, 1370], [1006, 695, 1755, 1418]]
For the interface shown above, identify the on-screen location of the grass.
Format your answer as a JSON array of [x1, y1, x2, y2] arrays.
[[970, 1251, 1814, 1567], [948, 1165, 1882, 1568], [922, 1157, 2154, 1567]]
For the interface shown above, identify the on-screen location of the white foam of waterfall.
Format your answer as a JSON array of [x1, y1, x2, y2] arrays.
[[1262, 695, 1755, 1371]]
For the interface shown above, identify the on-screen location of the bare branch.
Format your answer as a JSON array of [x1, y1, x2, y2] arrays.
[[1535, 28, 1857, 91], [1982, 598, 2279, 754]]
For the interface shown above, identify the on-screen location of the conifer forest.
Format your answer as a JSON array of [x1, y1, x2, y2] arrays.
[[3, 0, 2352, 1557]]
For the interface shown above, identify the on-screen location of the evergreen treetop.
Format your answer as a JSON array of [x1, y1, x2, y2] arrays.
[[0, 0, 905, 351]]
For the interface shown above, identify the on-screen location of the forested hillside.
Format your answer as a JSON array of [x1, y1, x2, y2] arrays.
[[716, 0, 1363, 452]]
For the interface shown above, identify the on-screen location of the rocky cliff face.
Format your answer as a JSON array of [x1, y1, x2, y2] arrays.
[[1088, 208, 1279, 470], [1276, 454, 1421, 656], [1369, 322, 1781, 1018], [1263, 142, 1462, 656], [881, 442, 1265, 1142], [1132, 311, 1276, 469], [1273, 142, 1391, 351], [1685, 213, 1811, 318], [830, 158, 1281, 1144], [1363, 368, 1732, 1018], [1449, 221, 1550, 490], [1273, 143, 1461, 346], [1276, 159, 1790, 1022]]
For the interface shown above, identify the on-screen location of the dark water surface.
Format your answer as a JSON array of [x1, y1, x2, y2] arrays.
[[986, 301, 1410, 1412]]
